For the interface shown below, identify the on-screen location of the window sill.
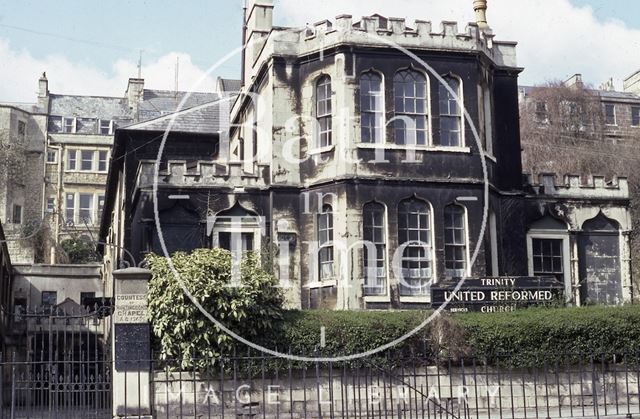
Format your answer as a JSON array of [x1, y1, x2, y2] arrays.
[[356, 144, 471, 153], [65, 170, 109, 175], [399, 296, 431, 304], [363, 295, 391, 303], [307, 145, 335, 155], [305, 279, 337, 289]]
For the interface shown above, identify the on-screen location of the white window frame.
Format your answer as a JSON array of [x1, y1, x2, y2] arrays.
[[64, 191, 102, 226], [99, 119, 113, 135], [526, 231, 572, 302], [67, 149, 77, 171], [362, 202, 391, 302], [316, 204, 335, 282], [65, 193, 76, 225], [443, 204, 470, 279], [66, 148, 106, 173], [211, 218, 263, 256], [46, 149, 58, 164], [98, 150, 109, 172], [438, 75, 465, 148], [392, 68, 431, 147], [80, 150, 95, 171], [316, 75, 333, 148], [78, 193, 94, 225], [397, 198, 436, 302], [63, 117, 76, 134], [359, 71, 385, 145]]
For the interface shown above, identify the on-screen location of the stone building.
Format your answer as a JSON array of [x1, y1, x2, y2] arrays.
[[519, 72, 640, 303], [0, 74, 221, 264], [41, 75, 134, 259], [0, 99, 47, 264], [519, 72, 640, 148], [99, 0, 632, 309]]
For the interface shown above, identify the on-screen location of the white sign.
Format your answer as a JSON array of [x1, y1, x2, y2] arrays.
[[115, 294, 147, 324]]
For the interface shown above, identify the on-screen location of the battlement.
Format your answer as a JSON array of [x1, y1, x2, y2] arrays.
[[290, 14, 518, 68], [524, 173, 629, 200], [135, 160, 269, 190]]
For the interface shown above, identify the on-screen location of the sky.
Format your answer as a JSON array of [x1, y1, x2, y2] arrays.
[[0, 0, 639, 103]]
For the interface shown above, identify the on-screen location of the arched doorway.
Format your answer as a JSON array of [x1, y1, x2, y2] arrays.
[[578, 213, 622, 305]]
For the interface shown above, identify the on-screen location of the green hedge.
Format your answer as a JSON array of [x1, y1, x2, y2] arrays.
[[260, 305, 640, 366], [456, 305, 640, 364], [271, 310, 431, 358]]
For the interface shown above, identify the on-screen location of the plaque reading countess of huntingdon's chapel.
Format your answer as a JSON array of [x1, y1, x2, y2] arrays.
[[114, 293, 148, 323]]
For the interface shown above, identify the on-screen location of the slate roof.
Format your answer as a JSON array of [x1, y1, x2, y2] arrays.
[[138, 89, 221, 121], [124, 96, 232, 134], [520, 85, 640, 102], [597, 90, 640, 101], [49, 94, 131, 120], [217, 78, 242, 94], [0, 102, 42, 113]]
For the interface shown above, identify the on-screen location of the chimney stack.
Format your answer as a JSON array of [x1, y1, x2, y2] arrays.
[[126, 78, 145, 122], [473, 0, 489, 28], [242, 0, 274, 86], [564, 74, 584, 89], [38, 72, 49, 112]]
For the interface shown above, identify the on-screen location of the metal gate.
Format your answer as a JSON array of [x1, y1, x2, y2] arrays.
[[1, 304, 112, 419]]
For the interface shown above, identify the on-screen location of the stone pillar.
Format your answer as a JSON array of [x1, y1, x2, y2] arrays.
[[112, 267, 152, 418]]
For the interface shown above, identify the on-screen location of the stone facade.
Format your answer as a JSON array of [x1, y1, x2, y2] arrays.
[[520, 72, 640, 144], [11, 263, 104, 312], [99, 1, 632, 309], [0, 103, 47, 264], [0, 74, 221, 265]]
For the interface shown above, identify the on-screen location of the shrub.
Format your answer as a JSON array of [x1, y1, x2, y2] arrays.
[[271, 310, 431, 362], [60, 235, 99, 263], [268, 306, 640, 367], [146, 249, 284, 369], [455, 305, 640, 365]]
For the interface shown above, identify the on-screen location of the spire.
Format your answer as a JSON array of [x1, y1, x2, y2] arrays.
[[473, 0, 489, 28]]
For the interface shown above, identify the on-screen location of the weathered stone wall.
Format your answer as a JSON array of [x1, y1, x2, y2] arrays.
[[0, 106, 46, 264], [152, 365, 639, 419]]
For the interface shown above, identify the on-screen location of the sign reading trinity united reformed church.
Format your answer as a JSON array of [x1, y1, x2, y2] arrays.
[[431, 277, 564, 313]]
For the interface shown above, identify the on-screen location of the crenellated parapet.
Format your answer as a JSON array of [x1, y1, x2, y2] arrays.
[[524, 173, 629, 200], [135, 160, 270, 191], [282, 14, 518, 68]]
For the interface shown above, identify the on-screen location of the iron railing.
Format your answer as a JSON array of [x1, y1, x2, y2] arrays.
[[146, 350, 640, 419], [1, 306, 112, 419]]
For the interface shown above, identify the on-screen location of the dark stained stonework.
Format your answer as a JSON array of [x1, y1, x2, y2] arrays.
[[99, 5, 633, 309]]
